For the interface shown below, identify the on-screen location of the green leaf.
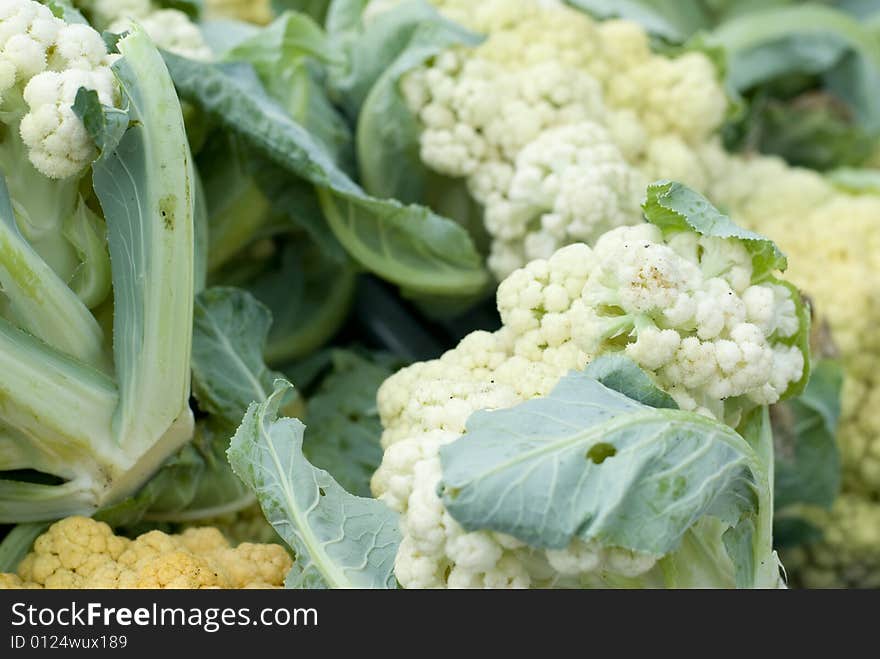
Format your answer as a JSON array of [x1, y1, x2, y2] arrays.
[[96, 420, 258, 527], [200, 19, 261, 57], [226, 12, 353, 168], [564, 0, 712, 41], [643, 180, 787, 281], [228, 380, 401, 588], [773, 359, 843, 511], [41, 0, 89, 24], [255, 163, 347, 263], [62, 197, 112, 310], [0, 318, 119, 521], [353, 275, 447, 362], [0, 523, 49, 572], [145, 421, 255, 522], [439, 369, 762, 558], [727, 405, 781, 588], [741, 94, 878, 171], [325, 0, 370, 37], [272, 0, 333, 24], [316, 187, 489, 296], [191, 287, 283, 427], [197, 132, 274, 273], [302, 350, 396, 497], [101, 31, 124, 55], [582, 354, 679, 410], [356, 4, 481, 203], [180, 421, 256, 517], [0, 176, 106, 367], [192, 169, 209, 293], [243, 242, 356, 365], [164, 54, 489, 296], [72, 88, 129, 161], [705, 4, 880, 133], [95, 446, 205, 528]]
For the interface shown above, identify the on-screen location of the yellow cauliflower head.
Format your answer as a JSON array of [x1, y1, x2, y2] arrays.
[[0, 517, 291, 589]]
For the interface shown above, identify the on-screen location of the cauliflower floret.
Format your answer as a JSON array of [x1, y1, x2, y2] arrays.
[[0, 0, 60, 88], [0, 573, 38, 588], [212, 543, 293, 589], [496, 121, 646, 268], [74, 0, 151, 27], [0, 517, 292, 589], [52, 23, 116, 71], [575, 227, 780, 406], [702, 146, 880, 587], [109, 9, 212, 61], [0, 1, 122, 178], [20, 67, 117, 178], [118, 551, 225, 589], [608, 52, 726, 144], [403, 0, 729, 277], [15, 517, 129, 588], [374, 218, 805, 588]]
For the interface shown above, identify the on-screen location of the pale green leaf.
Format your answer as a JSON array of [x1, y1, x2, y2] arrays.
[[228, 380, 401, 588], [192, 287, 282, 426], [164, 54, 488, 296], [439, 370, 760, 556], [643, 180, 787, 280]]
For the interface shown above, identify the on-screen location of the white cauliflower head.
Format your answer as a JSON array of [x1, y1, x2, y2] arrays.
[[373, 183, 808, 588], [486, 121, 647, 277], [109, 9, 213, 61], [0, 0, 122, 179], [397, 0, 729, 278]]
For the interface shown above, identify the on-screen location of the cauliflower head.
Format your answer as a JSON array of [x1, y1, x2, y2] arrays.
[[396, 0, 728, 278], [780, 495, 880, 588], [701, 149, 880, 588], [0, 0, 121, 178], [74, 0, 213, 61], [703, 149, 880, 499], [0, 517, 292, 589], [109, 9, 213, 61], [372, 185, 808, 588], [371, 0, 880, 587]]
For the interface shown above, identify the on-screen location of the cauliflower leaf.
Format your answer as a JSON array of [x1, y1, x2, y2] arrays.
[[228, 380, 401, 588], [437, 361, 778, 587], [163, 52, 490, 297]]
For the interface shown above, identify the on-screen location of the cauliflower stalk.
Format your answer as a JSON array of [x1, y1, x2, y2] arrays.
[[371, 182, 809, 588], [0, 517, 291, 588], [0, 4, 198, 522]]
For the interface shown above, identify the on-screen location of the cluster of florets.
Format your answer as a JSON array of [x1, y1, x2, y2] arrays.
[[0, 0, 120, 178], [371, 221, 804, 588]]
